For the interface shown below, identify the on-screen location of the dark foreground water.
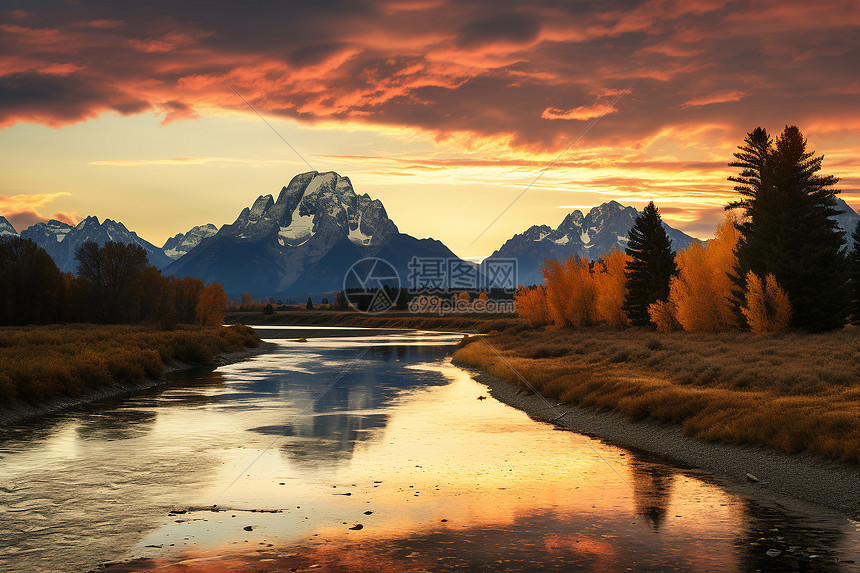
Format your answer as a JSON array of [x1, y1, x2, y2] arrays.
[[1, 328, 859, 572]]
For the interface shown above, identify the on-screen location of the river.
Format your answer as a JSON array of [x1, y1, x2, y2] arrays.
[[1, 328, 859, 572]]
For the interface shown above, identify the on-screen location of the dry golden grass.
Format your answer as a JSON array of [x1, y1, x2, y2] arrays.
[[454, 326, 860, 462], [0, 324, 260, 405]]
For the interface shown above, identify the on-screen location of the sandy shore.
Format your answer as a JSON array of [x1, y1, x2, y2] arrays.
[[0, 341, 277, 426], [456, 362, 860, 521]]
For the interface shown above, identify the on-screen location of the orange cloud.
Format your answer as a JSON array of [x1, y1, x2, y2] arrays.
[[682, 90, 746, 108], [542, 104, 618, 121], [0, 193, 77, 231]]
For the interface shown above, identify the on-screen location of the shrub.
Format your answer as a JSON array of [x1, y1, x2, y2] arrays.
[[0, 325, 260, 405]]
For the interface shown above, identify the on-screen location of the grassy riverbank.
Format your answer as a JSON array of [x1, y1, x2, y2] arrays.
[[454, 326, 860, 463], [0, 324, 260, 406], [227, 310, 522, 333]]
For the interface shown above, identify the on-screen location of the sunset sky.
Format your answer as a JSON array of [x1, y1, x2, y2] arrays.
[[2, 0, 859, 259]]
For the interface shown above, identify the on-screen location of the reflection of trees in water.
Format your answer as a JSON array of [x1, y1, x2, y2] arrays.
[[75, 408, 156, 441], [736, 500, 845, 572], [628, 456, 676, 531]]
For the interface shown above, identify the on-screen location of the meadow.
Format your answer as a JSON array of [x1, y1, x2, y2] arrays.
[[0, 324, 260, 405], [454, 326, 860, 462]]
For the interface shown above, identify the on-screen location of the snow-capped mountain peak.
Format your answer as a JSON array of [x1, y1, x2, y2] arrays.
[[163, 171, 456, 296], [834, 197, 860, 251], [162, 223, 219, 260], [221, 171, 398, 248], [0, 216, 19, 237], [484, 201, 699, 286], [20, 215, 171, 272]]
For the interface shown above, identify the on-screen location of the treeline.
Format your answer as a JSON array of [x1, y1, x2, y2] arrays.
[[517, 125, 860, 333], [0, 239, 228, 327]]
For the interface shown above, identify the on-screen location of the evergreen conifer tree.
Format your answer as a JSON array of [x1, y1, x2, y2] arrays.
[[623, 202, 677, 327], [726, 125, 848, 332], [851, 221, 860, 325], [725, 127, 773, 325]]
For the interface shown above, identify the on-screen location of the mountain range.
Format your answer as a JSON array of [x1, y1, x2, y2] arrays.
[[163, 171, 461, 295], [483, 201, 701, 286], [2, 173, 859, 295], [15, 217, 172, 273]]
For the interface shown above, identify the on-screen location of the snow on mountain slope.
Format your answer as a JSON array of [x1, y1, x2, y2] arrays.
[[834, 197, 860, 251], [0, 216, 18, 237], [162, 224, 219, 259], [484, 201, 699, 286], [20, 216, 171, 272], [164, 171, 445, 295]]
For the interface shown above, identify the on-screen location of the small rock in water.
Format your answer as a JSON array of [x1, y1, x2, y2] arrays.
[[477, 396, 487, 400], [765, 549, 782, 558], [349, 523, 363, 530], [243, 526, 253, 531], [364, 511, 373, 515], [745, 473, 760, 483]]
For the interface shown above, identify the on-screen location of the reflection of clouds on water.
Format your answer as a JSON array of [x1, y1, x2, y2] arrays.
[[240, 344, 452, 470], [250, 412, 389, 468]]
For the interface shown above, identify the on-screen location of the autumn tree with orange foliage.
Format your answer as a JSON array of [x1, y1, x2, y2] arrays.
[[741, 272, 792, 333], [514, 286, 550, 326], [542, 257, 599, 327], [649, 218, 740, 332], [196, 282, 229, 326], [592, 248, 629, 328], [521, 251, 628, 329]]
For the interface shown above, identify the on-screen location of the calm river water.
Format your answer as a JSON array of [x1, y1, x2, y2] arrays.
[[1, 328, 859, 572]]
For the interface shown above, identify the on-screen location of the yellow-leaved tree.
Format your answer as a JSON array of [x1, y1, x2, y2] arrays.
[[593, 248, 629, 329], [649, 300, 681, 332], [542, 257, 599, 327], [514, 286, 550, 326], [741, 271, 792, 333], [648, 217, 740, 332], [196, 282, 229, 326]]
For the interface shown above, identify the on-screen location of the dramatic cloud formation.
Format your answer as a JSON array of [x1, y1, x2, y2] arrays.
[[0, 193, 77, 231], [3, 1, 859, 144], [1, 0, 859, 243]]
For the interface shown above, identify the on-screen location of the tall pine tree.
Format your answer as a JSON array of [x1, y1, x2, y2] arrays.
[[725, 127, 773, 326], [623, 202, 677, 327], [851, 221, 860, 325], [726, 125, 848, 332]]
